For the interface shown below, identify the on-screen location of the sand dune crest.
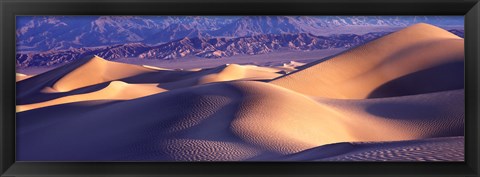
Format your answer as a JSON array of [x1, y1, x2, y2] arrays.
[[16, 73, 32, 82], [17, 80, 464, 160], [199, 64, 282, 84], [17, 81, 165, 112], [52, 56, 157, 92], [270, 23, 464, 99]]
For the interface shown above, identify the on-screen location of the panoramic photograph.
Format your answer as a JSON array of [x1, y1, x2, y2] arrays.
[[15, 16, 465, 161]]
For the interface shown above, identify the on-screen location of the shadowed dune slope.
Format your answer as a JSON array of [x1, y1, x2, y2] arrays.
[[159, 64, 282, 90], [17, 56, 284, 107], [16, 55, 158, 99], [17, 81, 463, 161], [263, 136, 463, 161], [51, 56, 158, 92], [270, 23, 464, 99], [17, 81, 166, 112]]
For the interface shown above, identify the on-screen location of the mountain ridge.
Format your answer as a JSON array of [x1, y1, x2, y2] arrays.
[[16, 16, 463, 52], [16, 29, 464, 68], [16, 32, 391, 67]]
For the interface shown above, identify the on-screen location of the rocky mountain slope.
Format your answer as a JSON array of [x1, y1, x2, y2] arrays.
[[16, 32, 390, 67], [16, 16, 463, 52]]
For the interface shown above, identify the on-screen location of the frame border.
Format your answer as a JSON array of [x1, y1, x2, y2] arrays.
[[1, 0, 479, 176]]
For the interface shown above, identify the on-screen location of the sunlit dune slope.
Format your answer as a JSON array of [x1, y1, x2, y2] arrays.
[[17, 81, 463, 160], [17, 81, 165, 112], [192, 64, 282, 83], [270, 23, 464, 99], [51, 56, 158, 92], [230, 84, 463, 154], [159, 64, 282, 90], [16, 73, 32, 82], [16, 56, 283, 108], [16, 55, 158, 99]]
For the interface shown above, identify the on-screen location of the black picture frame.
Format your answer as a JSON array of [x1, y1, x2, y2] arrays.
[[1, 0, 479, 176]]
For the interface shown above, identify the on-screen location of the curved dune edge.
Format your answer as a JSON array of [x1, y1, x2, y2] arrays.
[[230, 82, 463, 154], [141, 65, 170, 71], [270, 23, 464, 99], [16, 55, 156, 99], [259, 136, 464, 161], [198, 64, 282, 83], [16, 81, 464, 160], [17, 81, 166, 112], [52, 56, 158, 92], [16, 73, 32, 82], [17, 56, 286, 106]]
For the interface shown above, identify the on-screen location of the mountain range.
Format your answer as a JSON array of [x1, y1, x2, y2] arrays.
[[17, 32, 391, 67], [16, 28, 464, 68], [17, 16, 464, 52]]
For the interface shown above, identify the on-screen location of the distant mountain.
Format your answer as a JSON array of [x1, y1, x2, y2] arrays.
[[16, 28, 465, 68], [16, 16, 463, 52], [16, 32, 391, 67]]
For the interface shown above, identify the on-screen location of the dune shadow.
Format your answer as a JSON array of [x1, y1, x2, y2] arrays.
[[248, 142, 356, 161], [17, 100, 123, 129], [16, 55, 97, 99], [16, 82, 270, 161], [365, 38, 463, 74], [16, 82, 110, 105], [150, 65, 229, 90], [367, 61, 464, 98], [17, 63, 194, 104], [365, 102, 443, 120], [119, 69, 194, 84]]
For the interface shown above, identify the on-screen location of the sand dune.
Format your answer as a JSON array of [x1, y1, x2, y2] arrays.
[[270, 23, 464, 99], [318, 137, 464, 161], [16, 73, 32, 82], [17, 81, 165, 112], [125, 63, 281, 90], [16, 55, 156, 99], [268, 61, 307, 74], [17, 56, 284, 106], [230, 84, 463, 154], [16, 23, 464, 161], [16, 81, 464, 160], [51, 56, 159, 92], [263, 136, 464, 161], [198, 64, 281, 83]]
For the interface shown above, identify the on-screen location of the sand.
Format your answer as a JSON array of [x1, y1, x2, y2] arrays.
[[16, 57, 285, 105], [270, 23, 464, 99], [261, 136, 464, 161], [16, 81, 464, 160], [16, 73, 32, 82], [51, 56, 158, 92], [16, 23, 464, 161], [17, 81, 166, 112]]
